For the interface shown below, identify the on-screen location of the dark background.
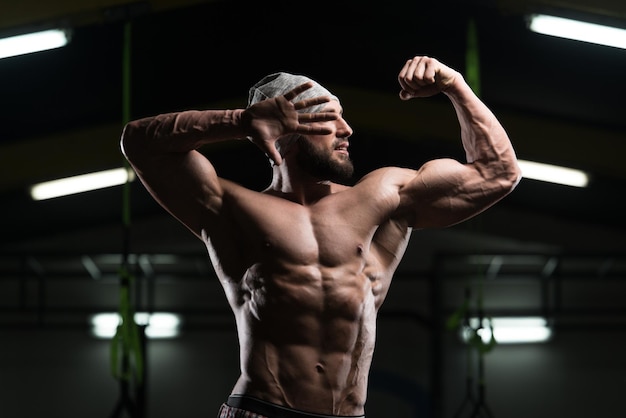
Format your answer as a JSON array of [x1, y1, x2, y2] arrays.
[[0, 1, 625, 417]]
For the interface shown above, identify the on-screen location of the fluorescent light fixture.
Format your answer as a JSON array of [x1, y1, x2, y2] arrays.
[[461, 316, 552, 344], [518, 159, 589, 187], [0, 29, 71, 59], [528, 14, 626, 50], [30, 167, 135, 200], [90, 312, 182, 339]]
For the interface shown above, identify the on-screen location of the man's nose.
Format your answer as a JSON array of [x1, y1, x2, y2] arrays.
[[337, 118, 353, 138]]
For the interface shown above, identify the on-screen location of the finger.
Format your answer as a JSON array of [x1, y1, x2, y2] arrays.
[[398, 57, 420, 92], [409, 56, 423, 80], [294, 124, 333, 135], [397, 58, 412, 83], [297, 111, 339, 123], [422, 58, 437, 84], [283, 81, 314, 101], [413, 57, 431, 85], [293, 95, 332, 111]]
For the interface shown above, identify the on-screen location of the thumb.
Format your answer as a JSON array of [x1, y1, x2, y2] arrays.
[[266, 145, 283, 166], [248, 135, 283, 166], [399, 89, 413, 101]]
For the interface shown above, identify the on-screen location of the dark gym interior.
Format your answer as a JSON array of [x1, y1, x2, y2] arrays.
[[0, 1, 625, 417]]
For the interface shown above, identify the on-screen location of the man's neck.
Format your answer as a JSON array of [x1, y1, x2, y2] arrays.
[[265, 163, 339, 205]]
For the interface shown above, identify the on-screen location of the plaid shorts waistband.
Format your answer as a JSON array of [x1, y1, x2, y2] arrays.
[[219, 402, 268, 418], [220, 395, 365, 418]]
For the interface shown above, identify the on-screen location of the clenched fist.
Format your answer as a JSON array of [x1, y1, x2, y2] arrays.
[[398, 56, 460, 100]]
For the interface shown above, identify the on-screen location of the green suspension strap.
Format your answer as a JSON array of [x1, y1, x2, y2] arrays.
[[465, 17, 481, 97], [447, 17, 496, 418], [466, 17, 496, 418], [110, 21, 145, 418]]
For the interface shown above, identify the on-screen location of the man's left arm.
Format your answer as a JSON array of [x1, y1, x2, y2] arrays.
[[395, 56, 522, 228]]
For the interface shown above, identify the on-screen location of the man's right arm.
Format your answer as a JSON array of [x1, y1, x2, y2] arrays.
[[120, 82, 339, 239], [121, 109, 248, 239]]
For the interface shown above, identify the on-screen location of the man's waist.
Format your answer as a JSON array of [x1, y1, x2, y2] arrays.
[[227, 395, 365, 418]]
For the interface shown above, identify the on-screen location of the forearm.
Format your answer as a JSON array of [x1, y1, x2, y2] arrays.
[[120, 108, 248, 160], [444, 77, 518, 170]]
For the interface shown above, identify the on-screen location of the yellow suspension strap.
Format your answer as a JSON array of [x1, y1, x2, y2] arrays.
[[110, 21, 145, 418]]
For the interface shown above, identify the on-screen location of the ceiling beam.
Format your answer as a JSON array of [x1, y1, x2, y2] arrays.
[[0, 0, 213, 34]]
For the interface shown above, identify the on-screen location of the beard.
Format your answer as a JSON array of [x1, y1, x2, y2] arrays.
[[296, 137, 355, 184]]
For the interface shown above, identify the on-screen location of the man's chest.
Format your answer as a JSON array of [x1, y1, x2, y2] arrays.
[[247, 205, 374, 268]]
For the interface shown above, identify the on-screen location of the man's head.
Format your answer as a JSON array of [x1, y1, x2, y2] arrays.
[[247, 72, 354, 184], [247, 72, 340, 156]]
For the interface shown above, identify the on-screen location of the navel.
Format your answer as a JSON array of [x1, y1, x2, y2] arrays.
[[357, 244, 364, 256]]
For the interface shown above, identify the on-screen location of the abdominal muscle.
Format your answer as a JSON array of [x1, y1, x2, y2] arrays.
[[226, 262, 379, 416]]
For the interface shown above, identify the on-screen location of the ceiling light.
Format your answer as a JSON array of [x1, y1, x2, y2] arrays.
[[518, 159, 589, 187], [528, 14, 626, 50], [90, 312, 182, 339], [461, 316, 552, 344], [0, 29, 71, 60], [30, 167, 135, 200]]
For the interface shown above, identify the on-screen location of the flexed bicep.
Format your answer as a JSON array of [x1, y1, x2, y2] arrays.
[[398, 158, 512, 229], [394, 55, 521, 229]]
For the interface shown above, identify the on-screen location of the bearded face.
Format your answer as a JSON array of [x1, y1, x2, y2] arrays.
[[295, 135, 354, 184]]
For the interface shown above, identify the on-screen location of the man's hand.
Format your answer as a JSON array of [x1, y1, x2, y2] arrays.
[[242, 82, 339, 165], [398, 56, 460, 100]]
